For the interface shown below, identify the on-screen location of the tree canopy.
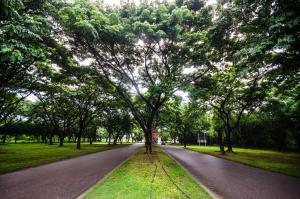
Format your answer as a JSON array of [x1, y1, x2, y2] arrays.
[[1, 0, 299, 152]]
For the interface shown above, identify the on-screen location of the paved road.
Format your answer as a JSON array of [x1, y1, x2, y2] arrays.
[[0, 144, 142, 199], [162, 145, 300, 199]]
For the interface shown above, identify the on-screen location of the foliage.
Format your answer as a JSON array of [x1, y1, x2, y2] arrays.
[[0, 0, 299, 153]]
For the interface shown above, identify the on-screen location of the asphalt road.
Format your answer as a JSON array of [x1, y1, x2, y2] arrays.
[[0, 143, 142, 199], [162, 145, 300, 199]]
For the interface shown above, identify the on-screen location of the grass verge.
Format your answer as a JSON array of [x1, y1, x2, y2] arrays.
[[83, 146, 212, 199], [0, 142, 131, 174], [180, 145, 300, 178]]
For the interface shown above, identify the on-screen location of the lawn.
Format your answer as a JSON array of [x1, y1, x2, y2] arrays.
[[181, 145, 300, 178], [83, 146, 212, 199], [0, 142, 131, 174]]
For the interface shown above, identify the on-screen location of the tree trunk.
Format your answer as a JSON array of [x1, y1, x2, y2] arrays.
[[1, 122, 8, 143], [226, 128, 233, 153], [76, 134, 81, 149], [92, 129, 97, 142], [183, 131, 187, 148], [59, 137, 63, 146], [77, 126, 84, 149], [217, 128, 225, 155], [145, 128, 152, 153], [49, 128, 54, 145], [59, 129, 64, 147], [49, 133, 53, 145], [59, 134, 64, 147], [113, 133, 118, 145], [108, 132, 111, 145]]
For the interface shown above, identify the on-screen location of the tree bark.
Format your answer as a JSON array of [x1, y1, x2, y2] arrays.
[[183, 130, 187, 148], [49, 132, 53, 145], [59, 134, 64, 147], [226, 129, 233, 153], [77, 126, 84, 149], [145, 128, 152, 153], [108, 132, 111, 145], [58, 129, 64, 147], [217, 127, 225, 155]]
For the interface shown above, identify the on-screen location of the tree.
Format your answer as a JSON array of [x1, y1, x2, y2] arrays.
[[0, 0, 52, 123], [209, 68, 264, 152], [158, 98, 183, 144], [189, 0, 299, 153], [72, 75, 113, 149], [57, 0, 213, 151]]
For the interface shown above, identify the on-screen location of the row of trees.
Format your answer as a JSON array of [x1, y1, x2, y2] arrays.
[[158, 98, 300, 151], [1, 0, 299, 153], [0, 0, 139, 148]]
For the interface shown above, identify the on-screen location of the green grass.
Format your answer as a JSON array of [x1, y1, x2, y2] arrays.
[[0, 142, 131, 174], [84, 146, 212, 199], [180, 145, 300, 178]]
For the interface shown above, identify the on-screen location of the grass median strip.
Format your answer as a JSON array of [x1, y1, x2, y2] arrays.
[[181, 145, 300, 178], [84, 146, 212, 199], [0, 142, 131, 174]]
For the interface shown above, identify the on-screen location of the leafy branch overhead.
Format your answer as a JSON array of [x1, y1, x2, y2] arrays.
[[0, 0, 299, 152]]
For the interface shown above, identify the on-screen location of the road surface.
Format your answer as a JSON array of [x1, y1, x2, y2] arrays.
[[162, 145, 300, 199], [0, 144, 142, 199]]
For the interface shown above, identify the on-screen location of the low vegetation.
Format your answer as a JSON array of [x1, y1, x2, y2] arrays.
[[83, 146, 212, 199], [0, 142, 130, 174], [182, 145, 300, 178]]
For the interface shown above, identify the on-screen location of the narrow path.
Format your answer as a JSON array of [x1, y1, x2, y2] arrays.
[[0, 143, 142, 199], [162, 145, 300, 199]]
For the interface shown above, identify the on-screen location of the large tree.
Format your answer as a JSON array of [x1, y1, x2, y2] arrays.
[[189, 0, 300, 153], [57, 0, 213, 151]]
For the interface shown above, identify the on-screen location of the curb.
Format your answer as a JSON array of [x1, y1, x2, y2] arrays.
[[160, 145, 219, 199], [76, 145, 142, 199]]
